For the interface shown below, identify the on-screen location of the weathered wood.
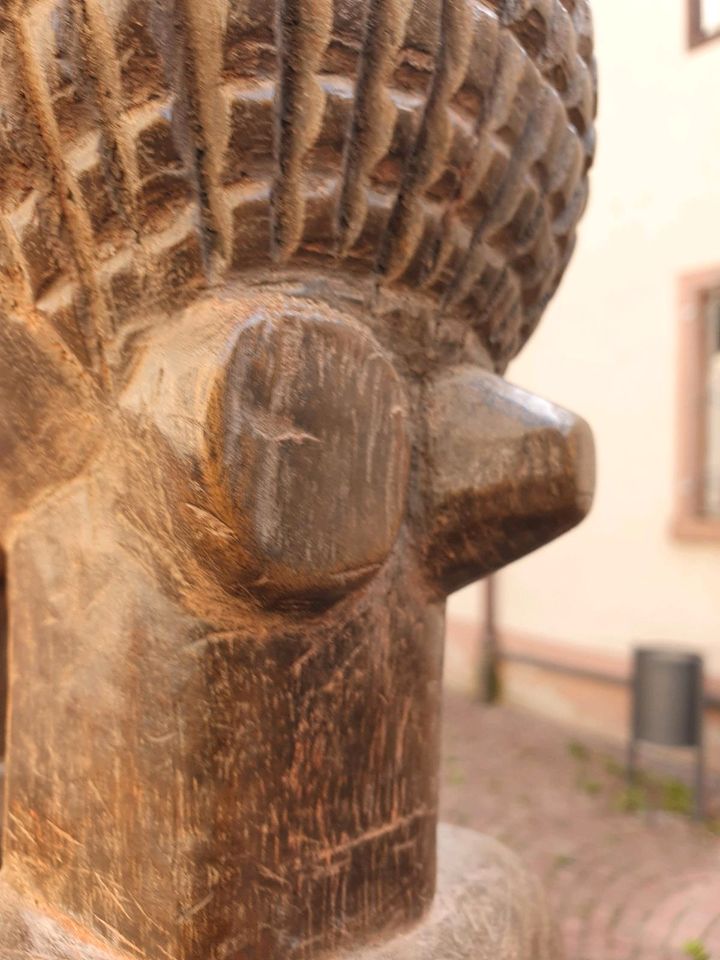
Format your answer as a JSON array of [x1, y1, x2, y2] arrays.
[[0, 1, 597, 958], [0, 826, 561, 960], [0, 569, 5, 773]]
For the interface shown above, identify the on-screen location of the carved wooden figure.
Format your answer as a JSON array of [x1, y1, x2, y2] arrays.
[[0, 0, 596, 957]]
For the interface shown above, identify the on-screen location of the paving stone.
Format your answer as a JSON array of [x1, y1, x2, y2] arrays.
[[440, 692, 720, 960]]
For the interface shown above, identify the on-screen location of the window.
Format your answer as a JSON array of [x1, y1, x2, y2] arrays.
[[689, 0, 720, 47], [704, 291, 720, 515], [675, 269, 720, 539]]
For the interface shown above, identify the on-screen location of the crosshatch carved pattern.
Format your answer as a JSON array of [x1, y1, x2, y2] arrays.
[[0, 0, 596, 382]]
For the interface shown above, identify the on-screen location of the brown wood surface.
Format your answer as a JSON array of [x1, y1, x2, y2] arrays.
[[0, 1, 597, 958]]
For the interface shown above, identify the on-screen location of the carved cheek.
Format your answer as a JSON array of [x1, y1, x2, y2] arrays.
[[422, 367, 596, 596], [205, 312, 411, 605]]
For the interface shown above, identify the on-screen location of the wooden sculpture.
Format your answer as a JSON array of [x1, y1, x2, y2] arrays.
[[0, 1, 596, 957]]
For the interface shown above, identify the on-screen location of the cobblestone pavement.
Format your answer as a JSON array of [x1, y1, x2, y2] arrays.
[[440, 692, 720, 960]]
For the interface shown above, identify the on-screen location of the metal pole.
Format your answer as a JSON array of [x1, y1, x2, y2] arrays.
[[695, 679, 705, 821], [627, 735, 637, 787], [695, 741, 705, 822], [478, 576, 501, 704], [628, 652, 638, 785]]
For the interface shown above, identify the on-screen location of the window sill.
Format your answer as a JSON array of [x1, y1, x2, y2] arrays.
[[671, 515, 720, 542]]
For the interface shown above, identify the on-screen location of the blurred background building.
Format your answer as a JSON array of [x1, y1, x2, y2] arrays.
[[445, 0, 720, 755]]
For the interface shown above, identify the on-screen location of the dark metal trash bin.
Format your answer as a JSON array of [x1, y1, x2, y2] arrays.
[[629, 646, 705, 819]]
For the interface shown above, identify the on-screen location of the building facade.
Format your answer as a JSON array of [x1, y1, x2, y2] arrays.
[[446, 0, 720, 753]]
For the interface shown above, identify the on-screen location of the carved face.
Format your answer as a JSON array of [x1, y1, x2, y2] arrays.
[[0, 0, 596, 610], [113, 282, 593, 614], [118, 293, 410, 607], [0, 264, 596, 957]]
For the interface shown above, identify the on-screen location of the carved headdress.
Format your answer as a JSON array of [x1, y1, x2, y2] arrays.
[[0, 0, 595, 387]]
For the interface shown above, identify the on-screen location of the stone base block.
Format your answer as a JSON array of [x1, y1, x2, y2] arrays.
[[0, 825, 560, 959], [344, 824, 561, 960]]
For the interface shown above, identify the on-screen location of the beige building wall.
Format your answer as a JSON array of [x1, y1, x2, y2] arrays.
[[447, 0, 720, 695]]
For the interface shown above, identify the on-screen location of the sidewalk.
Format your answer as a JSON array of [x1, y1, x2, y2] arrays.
[[440, 692, 720, 960]]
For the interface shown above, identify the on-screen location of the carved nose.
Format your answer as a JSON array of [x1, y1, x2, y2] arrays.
[[423, 367, 595, 596]]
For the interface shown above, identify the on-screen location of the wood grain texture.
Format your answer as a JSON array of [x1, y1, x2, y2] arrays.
[[0, 2, 597, 958], [6, 485, 442, 959], [424, 366, 595, 594], [0, 826, 561, 960]]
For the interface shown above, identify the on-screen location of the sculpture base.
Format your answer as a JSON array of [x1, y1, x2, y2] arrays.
[[344, 824, 561, 960], [0, 825, 560, 960]]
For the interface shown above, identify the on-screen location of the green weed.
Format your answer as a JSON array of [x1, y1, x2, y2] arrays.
[[683, 939, 710, 960], [603, 756, 624, 778], [616, 785, 647, 814], [567, 740, 590, 763], [660, 777, 694, 816]]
